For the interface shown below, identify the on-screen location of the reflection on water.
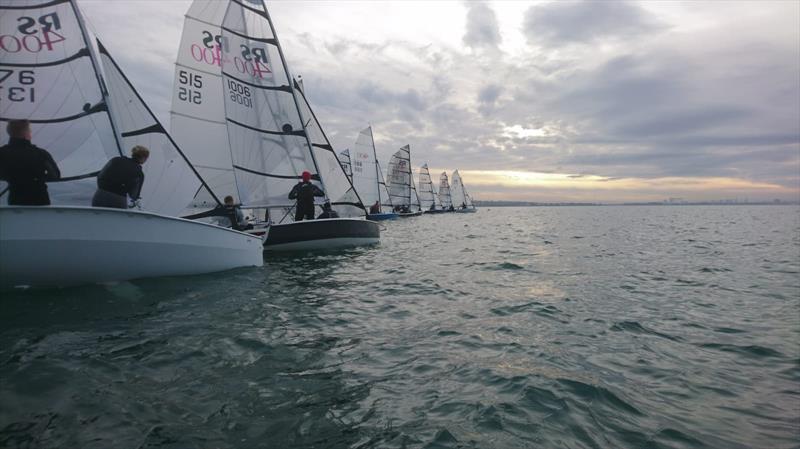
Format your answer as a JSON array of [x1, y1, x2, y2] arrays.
[[1, 206, 798, 448]]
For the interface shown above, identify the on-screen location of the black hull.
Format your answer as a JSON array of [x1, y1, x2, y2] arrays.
[[264, 218, 380, 251]]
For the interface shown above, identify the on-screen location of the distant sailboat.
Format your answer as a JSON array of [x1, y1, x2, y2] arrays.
[[0, 0, 264, 288], [350, 126, 397, 220], [451, 169, 477, 213], [171, 0, 380, 250], [438, 172, 454, 212], [387, 145, 422, 217], [418, 164, 445, 213]]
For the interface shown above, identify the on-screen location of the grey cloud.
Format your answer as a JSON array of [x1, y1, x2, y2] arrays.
[[463, 2, 502, 50], [477, 84, 502, 116], [523, 1, 664, 46]]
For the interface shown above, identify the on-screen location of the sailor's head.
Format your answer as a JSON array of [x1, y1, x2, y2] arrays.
[[301, 171, 311, 182], [322, 201, 332, 210], [7, 119, 31, 141], [131, 145, 150, 164], [224, 195, 235, 206]]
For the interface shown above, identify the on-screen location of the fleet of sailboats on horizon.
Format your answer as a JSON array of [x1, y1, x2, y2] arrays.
[[0, 0, 476, 288]]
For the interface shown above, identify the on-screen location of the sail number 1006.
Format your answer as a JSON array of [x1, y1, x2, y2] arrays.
[[177, 70, 202, 104]]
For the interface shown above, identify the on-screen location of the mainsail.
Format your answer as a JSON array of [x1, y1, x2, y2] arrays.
[[351, 126, 392, 213], [451, 169, 467, 208], [387, 145, 411, 208], [172, 0, 328, 218], [418, 164, 437, 210], [1, 0, 211, 215], [438, 171, 452, 209]]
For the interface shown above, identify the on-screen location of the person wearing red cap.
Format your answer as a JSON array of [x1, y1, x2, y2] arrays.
[[288, 170, 325, 221]]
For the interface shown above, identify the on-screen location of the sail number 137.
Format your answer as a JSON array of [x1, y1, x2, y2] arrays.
[[177, 70, 202, 104]]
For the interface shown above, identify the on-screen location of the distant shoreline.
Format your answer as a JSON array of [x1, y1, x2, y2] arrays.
[[473, 201, 800, 207]]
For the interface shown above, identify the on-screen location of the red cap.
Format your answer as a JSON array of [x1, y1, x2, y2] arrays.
[[302, 171, 311, 182]]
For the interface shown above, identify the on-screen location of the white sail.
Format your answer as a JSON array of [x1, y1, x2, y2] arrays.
[[418, 164, 437, 210], [387, 145, 411, 208], [451, 169, 467, 209], [97, 42, 204, 216], [351, 126, 392, 213], [1, 0, 206, 215], [339, 149, 352, 180], [294, 78, 365, 217], [377, 160, 393, 209], [1, 0, 118, 204], [411, 181, 421, 211], [220, 1, 324, 211], [439, 172, 452, 209], [170, 0, 234, 208]]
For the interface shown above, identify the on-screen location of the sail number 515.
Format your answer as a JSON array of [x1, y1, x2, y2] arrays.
[[177, 70, 202, 104]]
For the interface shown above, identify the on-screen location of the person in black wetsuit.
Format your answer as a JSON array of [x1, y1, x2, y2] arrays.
[[92, 146, 149, 209], [288, 170, 324, 221], [221, 195, 253, 231], [317, 201, 339, 219], [0, 120, 61, 205]]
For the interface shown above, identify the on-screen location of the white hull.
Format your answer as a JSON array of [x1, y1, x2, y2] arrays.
[[0, 206, 264, 288]]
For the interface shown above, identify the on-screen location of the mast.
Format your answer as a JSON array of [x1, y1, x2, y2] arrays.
[[260, 1, 329, 201], [69, 0, 124, 156], [369, 126, 382, 209]]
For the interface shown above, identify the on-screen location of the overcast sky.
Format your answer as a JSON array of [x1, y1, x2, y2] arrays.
[[81, 0, 800, 202]]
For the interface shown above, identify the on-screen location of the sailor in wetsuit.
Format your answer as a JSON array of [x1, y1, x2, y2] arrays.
[[0, 120, 61, 205], [92, 146, 149, 209], [369, 201, 381, 214], [288, 171, 325, 221], [317, 201, 339, 219]]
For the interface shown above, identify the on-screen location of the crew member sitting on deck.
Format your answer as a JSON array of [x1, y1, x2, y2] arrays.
[[223, 195, 253, 231], [370, 201, 381, 214], [317, 201, 339, 219], [0, 120, 61, 205], [92, 145, 149, 209], [288, 170, 324, 221]]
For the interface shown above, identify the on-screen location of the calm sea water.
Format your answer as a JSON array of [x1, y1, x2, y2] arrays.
[[1, 206, 798, 449]]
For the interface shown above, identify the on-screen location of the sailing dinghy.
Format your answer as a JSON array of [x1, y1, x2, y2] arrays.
[[350, 126, 397, 221], [171, 0, 379, 251], [387, 145, 422, 217], [451, 169, 477, 213], [0, 0, 263, 288], [438, 172, 454, 212], [418, 164, 445, 213]]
